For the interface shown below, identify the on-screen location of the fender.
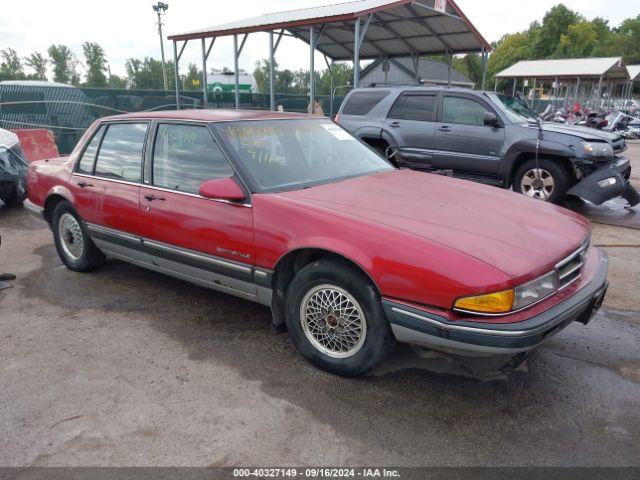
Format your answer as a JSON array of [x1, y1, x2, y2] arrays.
[[500, 138, 576, 186]]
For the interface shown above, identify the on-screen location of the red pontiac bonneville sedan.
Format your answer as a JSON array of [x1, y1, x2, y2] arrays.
[[24, 110, 609, 376]]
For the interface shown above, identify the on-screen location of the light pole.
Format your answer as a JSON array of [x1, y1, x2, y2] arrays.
[[153, 2, 169, 91]]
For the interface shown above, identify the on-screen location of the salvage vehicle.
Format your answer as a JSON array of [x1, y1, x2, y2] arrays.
[[0, 128, 29, 206], [25, 110, 609, 376], [336, 86, 639, 206]]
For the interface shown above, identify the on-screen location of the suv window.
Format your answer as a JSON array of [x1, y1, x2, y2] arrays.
[[343, 91, 390, 115], [389, 94, 435, 121], [152, 123, 233, 194], [77, 126, 105, 175], [94, 123, 147, 182], [442, 96, 491, 126]]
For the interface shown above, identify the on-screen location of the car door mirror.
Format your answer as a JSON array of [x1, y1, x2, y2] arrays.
[[483, 112, 500, 127], [199, 178, 246, 202]]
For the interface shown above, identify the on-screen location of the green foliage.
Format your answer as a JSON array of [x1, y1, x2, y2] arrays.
[[0, 48, 26, 80], [531, 5, 583, 59], [253, 59, 353, 95], [125, 57, 175, 90], [487, 32, 532, 83], [47, 44, 78, 84], [24, 52, 48, 80], [82, 42, 108, 87]]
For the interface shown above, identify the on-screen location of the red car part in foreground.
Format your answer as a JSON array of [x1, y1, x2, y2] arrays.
[[24, 110, 609, 376]]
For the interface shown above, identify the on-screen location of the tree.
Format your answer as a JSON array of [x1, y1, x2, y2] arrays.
[[48, 44, 78, 84], [553, 21, 598, 58], [183, 63, 202, 90], [82, 42, 108, 87], [608, 15, 640, 64], [487, 32, 532, 86], [126, 57, 175, 89], [530, 4, 582, 58], [0, 48, 25, 80], [24, 52, 47, 80]]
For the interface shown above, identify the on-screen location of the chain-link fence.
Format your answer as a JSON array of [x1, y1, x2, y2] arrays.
[[0, 84, 345, 154]]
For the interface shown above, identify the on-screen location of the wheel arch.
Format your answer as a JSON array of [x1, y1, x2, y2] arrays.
[[507, 151, 575, 188], [269, 247, 380, 327], [43, 192, 72, 223]]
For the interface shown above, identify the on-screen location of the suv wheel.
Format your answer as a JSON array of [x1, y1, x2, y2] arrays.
[[284, 259, 394, 376], [52, 201, 105, 272], [513, 159, 570, 203]]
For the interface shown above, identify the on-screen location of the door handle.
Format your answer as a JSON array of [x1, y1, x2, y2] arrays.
[[144, 194, 166, 202], [390, 121, 401, 128], [77, 181, 94, 188], [437, 126, 451, 132]]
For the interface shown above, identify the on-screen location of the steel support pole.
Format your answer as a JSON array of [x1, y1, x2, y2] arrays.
[[494, 77, 497, 92], [447, 53, 452, 87], [353, 18, 361, 89], [481, 47, 487, 91], [576, 77, 580, 106], [269, 31, 275, 111], [531, 77, 536, 110], [309, 25, 315, 114], [173, 41, 180, 110], [512, 78, 517, 96], [233, 35, 240, 109], [201, 38, 208, 109], [596, 75, 603, 109]]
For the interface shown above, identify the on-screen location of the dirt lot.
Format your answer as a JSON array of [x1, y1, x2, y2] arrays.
[[0, 144, 639, 467]]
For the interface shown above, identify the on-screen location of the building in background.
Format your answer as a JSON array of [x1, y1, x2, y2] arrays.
[[360, 58, 473, 88], [206, 70, 258, 93]]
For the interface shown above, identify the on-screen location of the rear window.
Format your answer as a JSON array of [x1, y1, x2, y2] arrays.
[[94, 123, 147, 182], [342, 90, 390, 115], [389, 94, 436, 122]]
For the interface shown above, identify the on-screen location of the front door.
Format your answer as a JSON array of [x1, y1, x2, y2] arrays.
[[140, 122, 256, 297], [383, 92, 437, 167], [433, 94, 505, 176]]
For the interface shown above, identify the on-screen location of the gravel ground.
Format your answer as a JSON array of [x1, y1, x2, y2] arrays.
[[0, 144, 638, 467]]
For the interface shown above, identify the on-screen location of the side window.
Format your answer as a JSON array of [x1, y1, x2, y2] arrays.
[[389, 94, 435, 121], [152, 124, 233, 194], [77, 126, 105, 175], [94, 123, 147, 182], [442, 97, 491, 126], [342, 91, 390, 115]]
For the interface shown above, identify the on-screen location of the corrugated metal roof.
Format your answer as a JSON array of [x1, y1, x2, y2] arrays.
[[496, 57, 628, 79], [168, 0, 490, 59], [628, 65, 640, 81]]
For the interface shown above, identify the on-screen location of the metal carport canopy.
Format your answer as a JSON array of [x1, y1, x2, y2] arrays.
[[168, 0, 491, 59], [496, 57, 629, 79]]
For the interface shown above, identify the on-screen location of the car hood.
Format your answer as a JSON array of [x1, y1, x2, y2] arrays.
[[277, 170, 590, 283], [541, 122, 620, 142]]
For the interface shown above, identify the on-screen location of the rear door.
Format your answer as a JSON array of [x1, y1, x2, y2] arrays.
[[433, 94, 505, 176], [382, 92, 437, 167], [71, 122, 148, 236], [139, 122, 256, 296]]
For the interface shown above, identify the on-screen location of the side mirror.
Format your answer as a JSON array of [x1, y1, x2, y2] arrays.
[[199, 178, 246, 202], [483, 112, 499, 127]]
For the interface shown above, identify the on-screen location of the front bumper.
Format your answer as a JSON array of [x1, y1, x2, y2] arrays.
[[568, 157, 639, 206], [384, 250, 608, 357]]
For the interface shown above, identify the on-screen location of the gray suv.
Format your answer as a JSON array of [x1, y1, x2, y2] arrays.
[[336, 86, 639, 206]]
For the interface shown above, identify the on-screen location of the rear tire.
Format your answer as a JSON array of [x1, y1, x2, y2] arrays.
[[284, 258, 395, 376], [513, 158, 571, 204], [52, 201, 105, 272]]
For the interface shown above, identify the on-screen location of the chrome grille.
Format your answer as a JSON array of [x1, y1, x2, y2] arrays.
[[555, 238, 589, 290]]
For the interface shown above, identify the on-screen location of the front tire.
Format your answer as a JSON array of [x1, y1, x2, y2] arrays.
[[284, 259, 395, 376], [513, 159, 571, 204], [52, 201, 105, 272]]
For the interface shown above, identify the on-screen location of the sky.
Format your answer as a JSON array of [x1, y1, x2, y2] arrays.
[[1, 0, 639, 79]]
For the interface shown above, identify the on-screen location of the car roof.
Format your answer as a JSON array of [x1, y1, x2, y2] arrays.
[[347, 85, 485, 95], [100, 109, 314, 123]]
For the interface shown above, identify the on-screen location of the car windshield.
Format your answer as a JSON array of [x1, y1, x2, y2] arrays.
[[488, 93, 538, 123], [215, 119, 394, 192]]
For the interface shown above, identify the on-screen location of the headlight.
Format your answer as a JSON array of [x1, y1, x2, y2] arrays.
[[453, 289, 514, 314], [582, 141, 613, 157], [513, 270, 557, 310], [454, 271, 557, 315]]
